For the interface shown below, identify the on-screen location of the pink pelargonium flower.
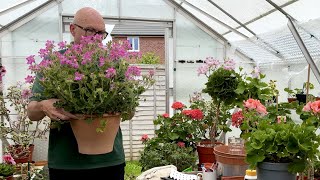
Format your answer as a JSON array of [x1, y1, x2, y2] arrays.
[[223, 59, 236, 70], [125, 66, 141, 80], [205, 57, 220, 68], [58, 41, 66, 49], [177, 142, 185, 148], [45, 40, 54, 50], [252, 66, 261, 78], [148, 70, 155, 77], [74, 72, 84, 81], [21, 89, 32, 99], [99, 57, 105, 67], [109, 42, 129, 61], [197, 64, 209, 76], [105, 68, 116, 78], [0, 66, 6, 81], [39, 60, 52, 68], [303, 101, 312, 112], [244, 99, 267, 116], [277, 116, 286, 124], [26, 55, 35, 65], [3, 154, 16, 165], [25, 75, 35, 84], [141, 134, 149, 142], [38, 48, 48, 58], [310, 100, 320, 114]]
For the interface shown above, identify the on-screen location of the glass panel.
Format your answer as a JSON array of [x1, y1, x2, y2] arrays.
[[134, 37, 139, 51], [61, 0, 110, 16], [120, 0, 174, 19], [0, 0, 48, 26]]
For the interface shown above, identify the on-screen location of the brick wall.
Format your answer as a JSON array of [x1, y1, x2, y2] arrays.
[[113, 36, 165, 64]]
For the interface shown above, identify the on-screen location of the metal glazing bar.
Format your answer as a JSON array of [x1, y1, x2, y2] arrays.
[[287, 19, 320, 83], [183, 1, 249, 39], [0, 0, 37, 16], [223, 0, 298, 36], [207, 0, 284, 60]]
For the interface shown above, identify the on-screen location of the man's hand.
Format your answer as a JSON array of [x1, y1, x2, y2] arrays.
[[40, 99, 78, 121]]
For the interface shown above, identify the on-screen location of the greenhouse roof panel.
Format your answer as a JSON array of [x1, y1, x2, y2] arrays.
[[0, 0, 48, 28]]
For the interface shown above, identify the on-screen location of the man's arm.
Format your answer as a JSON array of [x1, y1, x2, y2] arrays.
[[27, 101, 46, 121], [27, 99, 79, 121]]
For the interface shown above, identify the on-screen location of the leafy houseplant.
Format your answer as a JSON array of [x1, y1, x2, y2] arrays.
[[0, 80, 50, 163], [27, 36, 155, 154], [245, 120, 320, 173], [198, 58, 241, 144], [139, 135, 197, 171], [240, 99, 320, 176]]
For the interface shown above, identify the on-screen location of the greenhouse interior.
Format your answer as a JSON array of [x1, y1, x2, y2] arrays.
[[0, 0, 320, 179]]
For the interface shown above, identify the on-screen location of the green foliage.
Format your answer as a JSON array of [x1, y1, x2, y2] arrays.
[[139, 138, 197, 171], [235, 73, 273, 103], [189, 93, 231, 140], [137, 52, 160, 64], [154, 108, 203, 149], [0, 83, 50, 159], [245, 121, 320, 173], [203, 67, 242, 105], [0, 163, 15, 177], [124, 161, 142, 180]]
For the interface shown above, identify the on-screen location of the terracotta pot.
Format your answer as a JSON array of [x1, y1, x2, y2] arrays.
[[70, 114, 121, 154], [196, 140, 223, 168], [213, 145, 247, 165], [288, 98, 297, 103], [10, 144, 34, 164]]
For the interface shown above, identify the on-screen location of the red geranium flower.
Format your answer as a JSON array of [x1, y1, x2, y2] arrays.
[[231, 110, 244, 128], [177, 141, 185, 148], [162, 113, 169, 118], [171, 102, 185, 110]]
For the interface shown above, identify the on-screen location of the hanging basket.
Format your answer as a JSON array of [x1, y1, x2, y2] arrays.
[[70, 114, 121, 155]]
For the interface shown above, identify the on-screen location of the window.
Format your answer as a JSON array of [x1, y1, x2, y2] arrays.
[[127, 37, 139, 52]]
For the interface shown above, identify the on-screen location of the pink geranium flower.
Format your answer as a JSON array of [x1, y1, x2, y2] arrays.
[[3, 154, 16, 165], [177, 142, 185, 148], [141, 134, 149, 142]]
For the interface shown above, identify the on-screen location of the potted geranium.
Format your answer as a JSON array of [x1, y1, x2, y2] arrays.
[[0, 78, 50, 163], [27, 36, 154, 154], [0, 154, 16, 180], [242, 99, 320, 180]]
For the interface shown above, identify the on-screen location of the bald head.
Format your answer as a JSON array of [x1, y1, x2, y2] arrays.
[[70, 7, 105, 44], [73, 7, 105, 28]]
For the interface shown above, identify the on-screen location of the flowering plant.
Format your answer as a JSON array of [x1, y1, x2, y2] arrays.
[[231, 98, 296, 139], [27, 36, 155, 126], [301, 100, 320, 127], [153, 101, 204, 149], [0, 71, 50, 159], [0, 154, 16, 178], [198, 58, 275, 144], [230, 99, 320, 173]]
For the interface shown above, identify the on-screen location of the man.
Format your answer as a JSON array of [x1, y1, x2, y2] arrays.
[[27, 7, 125, 180]]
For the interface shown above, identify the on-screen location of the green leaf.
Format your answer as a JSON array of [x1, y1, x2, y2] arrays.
[[168, 133, 179, 141]]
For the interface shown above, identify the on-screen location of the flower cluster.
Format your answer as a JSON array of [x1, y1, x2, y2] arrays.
[[232, 99, 268, 139], [152, 101, 204, 149], [197, 57, 235, 76], [303, 100, 320, 114], [27, 35, 155, 121], [2, 154, 15, 165]]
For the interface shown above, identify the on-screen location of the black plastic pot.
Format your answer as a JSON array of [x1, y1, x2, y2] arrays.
[[296, 94, 306, 104]]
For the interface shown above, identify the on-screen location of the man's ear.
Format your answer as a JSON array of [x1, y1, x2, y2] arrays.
[[70, 24, 75, 37]]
